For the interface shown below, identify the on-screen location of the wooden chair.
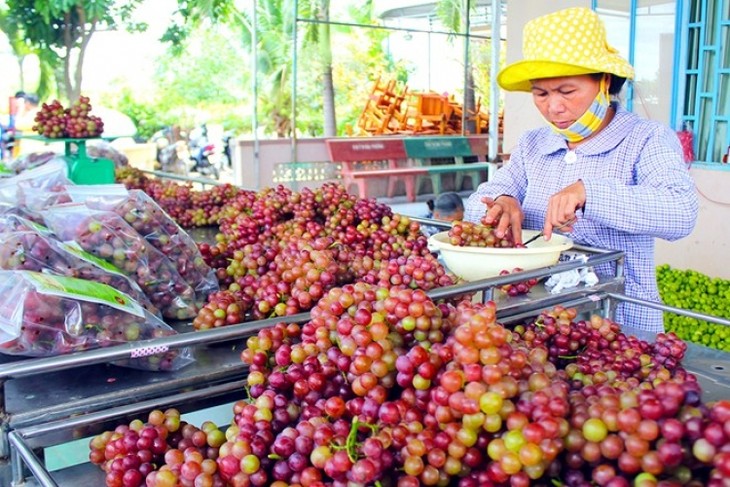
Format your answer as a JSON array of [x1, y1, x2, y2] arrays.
[[401, 92, 454, 135]]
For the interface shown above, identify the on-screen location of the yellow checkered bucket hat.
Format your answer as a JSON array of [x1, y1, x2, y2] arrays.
[[497, 7, 635, 92]]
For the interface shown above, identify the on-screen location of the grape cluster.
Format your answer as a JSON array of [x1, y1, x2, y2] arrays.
[[32, 96, 104, 138], [448, 220, 516, 248], [192, 290, 250, 330], [499, 267, 540, 296], [93, 288, 730, 485], [89, 409, 227, 487], [360, 254, 455, 291]]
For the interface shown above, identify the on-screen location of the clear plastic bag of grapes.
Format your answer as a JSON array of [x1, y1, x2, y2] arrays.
[[0, 157, 72, 211], [0, 270, 194, 371], [0, 212, 51, 233], [43, 204, 199, 320], [0, 227, 161, 317], [5, 151, 56, 174], [65, 185, 219, 308]]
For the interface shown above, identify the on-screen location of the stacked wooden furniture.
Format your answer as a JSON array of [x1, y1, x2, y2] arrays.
[[355, 77, 409, 136], [355, 78, 499, 136]]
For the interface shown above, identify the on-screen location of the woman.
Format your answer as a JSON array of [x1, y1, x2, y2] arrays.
[[464, 7, 698, 333]]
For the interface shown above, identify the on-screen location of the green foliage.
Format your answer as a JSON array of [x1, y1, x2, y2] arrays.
[[6, 0, 145, 100], [102, 24, 252, 140], [657, 264, 730, 351], [113, 89, 170, 141], [152, 25, 250, 132]]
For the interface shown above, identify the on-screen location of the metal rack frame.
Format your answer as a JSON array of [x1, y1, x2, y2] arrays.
[[0, 241, 628, 486], [1, 174, 726, 485], [8, 286, 730, 486]]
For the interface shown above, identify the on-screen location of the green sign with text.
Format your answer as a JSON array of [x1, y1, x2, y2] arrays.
[[403, 137, 473, 159]]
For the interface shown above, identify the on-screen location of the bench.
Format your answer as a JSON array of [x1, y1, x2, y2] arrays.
[[325, 135, 497, 201], [346, 166, 427, 202], [423, 162, 496, 194], [326, 137, 425, 200]]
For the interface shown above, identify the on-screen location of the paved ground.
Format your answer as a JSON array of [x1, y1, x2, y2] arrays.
[[377, 191, 472, 218]]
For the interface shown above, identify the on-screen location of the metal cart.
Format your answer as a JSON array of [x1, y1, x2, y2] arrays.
[[2, 220, 729, 486]]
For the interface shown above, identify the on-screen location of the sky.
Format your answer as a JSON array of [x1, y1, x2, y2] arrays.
[[0, 0, 178, 112]]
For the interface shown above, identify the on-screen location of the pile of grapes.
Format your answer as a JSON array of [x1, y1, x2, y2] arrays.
[[90, 288, 730, 486], [447, 220, 518, 248], [32, 95, 104, 139], [187, 183, 451, 328], [657, 264, 730, 351], [116, 167, 238, 228]]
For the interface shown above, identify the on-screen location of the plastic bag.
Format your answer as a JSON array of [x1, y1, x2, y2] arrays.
[[0, 212, 50, 232], [0, 270, 193, 371], [0, 227, 160, 317], [43, 204, 199, 320], [676, 125, 694, 168], [66, 185, 218, 306], [6, 151, 56, 174], [545, 251, 599, 294], [0, 157, 72, 211], [87, 141, 128, 168]]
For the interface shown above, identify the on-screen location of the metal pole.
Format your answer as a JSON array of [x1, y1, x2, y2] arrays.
[[252, 0, 260, 189], [9, 431, 59, 487], [461, 0, 471, 135], [606, 292, 730, 327], [291, 0, 299, 164], [488, 0, 501, 162]]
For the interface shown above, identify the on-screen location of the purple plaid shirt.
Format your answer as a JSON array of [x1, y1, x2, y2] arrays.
[[465, 104, 698, 333]]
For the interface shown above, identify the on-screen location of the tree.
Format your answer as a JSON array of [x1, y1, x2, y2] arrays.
[[6, 0, 145, 101], [435, 0, 479, 133], [165, 0, 339, 137]]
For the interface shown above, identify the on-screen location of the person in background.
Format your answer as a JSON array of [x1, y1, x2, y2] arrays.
[[464, 7, 698, 334], [422, 191, 465, 237], [12, 93, 42, 157]]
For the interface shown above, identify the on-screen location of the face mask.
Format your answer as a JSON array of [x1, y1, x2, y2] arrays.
[[548, 77, 610, 143]]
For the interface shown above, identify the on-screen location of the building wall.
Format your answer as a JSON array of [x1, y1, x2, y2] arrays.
[[502, 0, 730, 280]]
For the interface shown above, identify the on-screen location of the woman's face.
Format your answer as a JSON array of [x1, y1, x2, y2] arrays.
[[530, 75, 602, 128]]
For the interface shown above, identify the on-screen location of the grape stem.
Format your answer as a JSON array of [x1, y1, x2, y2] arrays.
[[242, 384, 253, 403]]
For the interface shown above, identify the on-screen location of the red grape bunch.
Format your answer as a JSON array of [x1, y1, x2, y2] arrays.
[[31, 100, 67, 138], [65, 95, 104, 138], [499, 267, 540, 296], [32, 95, 104, 138], [448, 220, 516, 248]]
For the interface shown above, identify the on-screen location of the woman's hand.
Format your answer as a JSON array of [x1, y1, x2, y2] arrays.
[[544, 180, 586, 240], [481, 195, 525, 244]]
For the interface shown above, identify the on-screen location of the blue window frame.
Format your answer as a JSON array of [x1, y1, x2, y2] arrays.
[[593, 0, 730, 165], [681, 0, 730, 164]]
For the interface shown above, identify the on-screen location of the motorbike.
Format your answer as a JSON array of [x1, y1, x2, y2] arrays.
[[150, 127, 187, 175], [187, 125, 219, 179]]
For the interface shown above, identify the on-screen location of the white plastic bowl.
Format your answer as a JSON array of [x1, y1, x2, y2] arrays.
[[428, 230, 573, 281]]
